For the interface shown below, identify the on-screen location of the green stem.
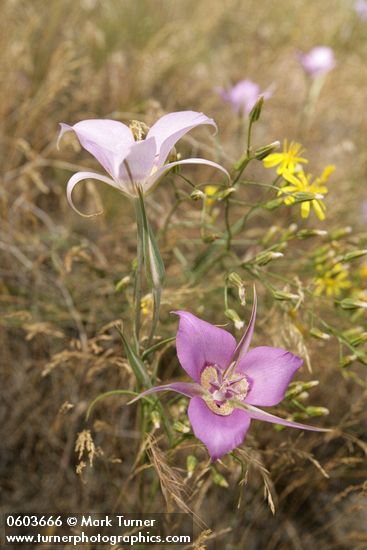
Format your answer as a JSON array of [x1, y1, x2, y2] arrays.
[[224, 198, 232, 251], [133, 199, 144, 350], [147, 287, 161, 347]]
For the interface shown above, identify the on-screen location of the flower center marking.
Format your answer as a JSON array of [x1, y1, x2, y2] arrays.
[[200, 364, 249, 416]]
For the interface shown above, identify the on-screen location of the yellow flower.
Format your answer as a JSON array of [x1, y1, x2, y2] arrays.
[[141, 294, 153, 316], [204, 185, 218, 206], [263, 139, 308, 175], [360, 264, 367, 280], [279, 165, 335, 220], [314, 263, 351, 297]]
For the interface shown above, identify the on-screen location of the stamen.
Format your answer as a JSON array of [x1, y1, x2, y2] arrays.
[[200, 364, 249, 416]]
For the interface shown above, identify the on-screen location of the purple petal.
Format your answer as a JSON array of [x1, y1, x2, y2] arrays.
[[146, 111, 217, 167], [144, 158, 230, 194], [128, 382, 204, 404], [238, 347, 302, 406], [66, 171, 123, 217], [355, 0, 367, 20], [188, 396, 251, 461], [58, 120, 135, 180], [230, 286, 257, 367], [229, 79, 260, 114], [118, 137, 157, 190], [244, 404, 329, 432], [174, 311, 237, 383], [299, 47, 336, 78]]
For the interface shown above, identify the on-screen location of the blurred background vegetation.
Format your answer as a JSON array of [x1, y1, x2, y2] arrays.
[[1, 1, 367, 548]]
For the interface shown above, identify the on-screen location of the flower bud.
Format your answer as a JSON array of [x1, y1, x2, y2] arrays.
[[173, 421, 190, 434], [227, 272, 243, 287], [286, 380, 319, 399], [202, 233, 219, 243], [294, 192, 323, 203], [310, 327, 331, 340], [329, 227, 352, 240], [349, 332, 367, 346], [249, 95, 264, 123], [227, 272, 246, 305], [215, 187, 236, 200], [273, 290, 299, 301], [190, 189, 205, 201], [338, 298, 367, 310], [343, 249, 367, 261], [254, 141, 280, 160], [254, 251, 283, 266], [305, 406, 329, 417], [212, 470, 229, 488], [115, 276, 131, 292], [264, 197, 284, 210], [339, 354, 357, 368], [150, 410, 161, 429], [186, 455, 198, 478], [297, 229, 328, 239], [225, 308, 244, 330]]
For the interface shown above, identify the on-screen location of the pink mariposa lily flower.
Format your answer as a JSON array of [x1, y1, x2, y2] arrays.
[[58, 111, 229, 216], [355, 0, 367, 21], [132, 289, 328, 461], [298, 47, 336, 79], [216, 79, 272, 116]]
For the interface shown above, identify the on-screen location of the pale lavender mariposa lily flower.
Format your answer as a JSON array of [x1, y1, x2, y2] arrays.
[[298, 47, 336, 78], [216, 79, 272, 116], [355, 0, 367, 21], [131, 289, 328, 461], [57, 111, 229, 216]]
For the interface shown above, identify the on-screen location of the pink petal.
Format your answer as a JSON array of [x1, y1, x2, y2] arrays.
[[244, 404, 329, 432], [188, 396, 251, 461], [128, 382, 205, 404], [238, 346, 303, 406], [299, 47, 336, 78], [229, 79, 261, 114], [58, 120, 135, 180], [146, 111, 217, 167], [144, 158, 230, 194], [118, 137, 157, 190], [66, 170, 123, 217], [174, 311, 236, 383]]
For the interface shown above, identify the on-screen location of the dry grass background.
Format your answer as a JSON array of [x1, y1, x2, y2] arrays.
[[1, 0, 367, 548]]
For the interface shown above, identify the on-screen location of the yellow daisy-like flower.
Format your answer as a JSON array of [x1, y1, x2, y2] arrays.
[[278, 165, 335, 220], [360, 264, 367, 280], [263, 139, 308, 175], [314, 263, 351, 297], [204, 185, 218, 206], [141, 294, 154, 316]]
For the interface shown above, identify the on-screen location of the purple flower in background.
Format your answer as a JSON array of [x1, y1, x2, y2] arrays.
[[132, 288, 328, 461], [58, 112, 229, 216], [216, 79, 272, 116], [355, 0, 367, 20], [299, 47, 336, 78]]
